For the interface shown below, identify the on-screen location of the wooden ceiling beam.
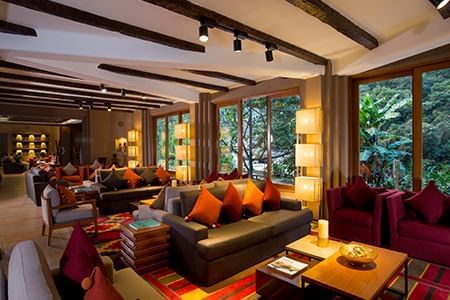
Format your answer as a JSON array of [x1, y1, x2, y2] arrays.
[[285, 0, 379, 50], [0, 71, 174, 104], [182, 69, 256, 86], [0, 20, 37, 36], [3, 0, 205, 52], [98, 64, 229, 92], [0, 59, 77, 78], [428, 0, 450, 19], [0, 97, 136, 112], [141, 0, 328, 65], [0, 81, 163, 107], [0, 88, 160, 109]]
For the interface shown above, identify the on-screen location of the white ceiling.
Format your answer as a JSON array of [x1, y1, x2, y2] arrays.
[[0, 0, 449, 103]]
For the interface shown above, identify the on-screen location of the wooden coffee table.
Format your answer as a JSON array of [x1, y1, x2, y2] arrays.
[[301, 242, 408, 300], [286, 234, 345, 261]]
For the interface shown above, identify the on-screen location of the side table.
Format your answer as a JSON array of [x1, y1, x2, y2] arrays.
[[120, 222, 170, 274]]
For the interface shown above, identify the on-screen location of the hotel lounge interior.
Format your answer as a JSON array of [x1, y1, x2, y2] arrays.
[[0, 0, 449, 299]]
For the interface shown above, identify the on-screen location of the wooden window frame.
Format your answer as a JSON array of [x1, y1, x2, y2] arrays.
[[351, 59, 450, 191]]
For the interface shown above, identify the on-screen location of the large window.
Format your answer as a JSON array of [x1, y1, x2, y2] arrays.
[[154, 111, 189, 171], [217, 91, 300, 185], [359, 76, 413, 190], [218, 105, 238, 173], [354, 61, 450, 193], [422, 67, 450, 193]]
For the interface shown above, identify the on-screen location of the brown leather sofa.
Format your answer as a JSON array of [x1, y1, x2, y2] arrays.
[[162, 180, 313, 286]]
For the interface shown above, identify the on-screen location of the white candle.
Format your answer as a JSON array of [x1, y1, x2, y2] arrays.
[[171, 179, 177, 187], [318, 219, 329, 239]]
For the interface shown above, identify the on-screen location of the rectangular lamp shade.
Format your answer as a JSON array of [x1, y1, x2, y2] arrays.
[[176, 165, 190, 181], [295, 176, 322, 202], [128, 160, 139, 168], [128, 129, 139, 142], [295, 144, 322, 167], [128, 145, 138, 157], [175, 145, 190, 160], [175, 123, 190, 139], [296, 108, 322, 134]]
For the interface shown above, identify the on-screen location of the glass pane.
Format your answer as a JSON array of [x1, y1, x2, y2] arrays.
[[167, 115, 178, 171], [243, 97, 268, 179], [218, 105, 238, 173], [182, 112, 190, 123], [422, 67, 450, 193], [271, 95, 300, 184], [155, 118, 166, 167], [359, 76, 413, 189]]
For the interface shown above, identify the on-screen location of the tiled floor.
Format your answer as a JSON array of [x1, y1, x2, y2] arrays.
[[0, 172, 71, 270]]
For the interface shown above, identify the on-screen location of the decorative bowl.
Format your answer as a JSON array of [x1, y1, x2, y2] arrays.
[[339, 244, 378, 265]]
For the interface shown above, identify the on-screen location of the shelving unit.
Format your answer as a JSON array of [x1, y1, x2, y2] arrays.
[[12, 133, 49, 158]]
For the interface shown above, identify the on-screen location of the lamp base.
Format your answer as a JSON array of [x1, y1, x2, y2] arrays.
[[318, 237, 329, 248]]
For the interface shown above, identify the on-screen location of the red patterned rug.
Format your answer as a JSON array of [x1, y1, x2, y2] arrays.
[[84, 215, 450, 299]]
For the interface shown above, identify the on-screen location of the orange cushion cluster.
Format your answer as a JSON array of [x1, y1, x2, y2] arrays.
[[83, 267, 123, 300], [243, 180, 265, 215], [189, 187, 223, 226], [155, 166, 171, 185], [122, 168, 142, 189], [222, 183, 243, 222]]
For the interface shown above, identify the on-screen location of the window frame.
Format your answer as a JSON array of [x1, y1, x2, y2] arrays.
[[351, 59, 450, 191], [215, 88, 300, 190]]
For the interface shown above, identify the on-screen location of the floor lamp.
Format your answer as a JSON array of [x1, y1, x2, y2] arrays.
[[175, 123, 191, 184]]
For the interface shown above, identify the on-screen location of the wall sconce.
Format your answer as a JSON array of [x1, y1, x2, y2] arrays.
[[295, 176, 322, 202], [295, 144, 322, 167], [296, 108, 322, 134]]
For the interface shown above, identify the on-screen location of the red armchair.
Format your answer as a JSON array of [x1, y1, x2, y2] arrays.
[[387, 191, 450, 266], [55, 165, 85, 185], [327, 186, 395, 246]]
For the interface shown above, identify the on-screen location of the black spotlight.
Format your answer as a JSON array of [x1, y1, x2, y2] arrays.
[[121, 89, 126, 97], [233, 31, 242, 52], [88, 102, 94, 110], [265, 43, 274, 62], [100, 83, 107, 93], [79, 101, 83, 110], [106, 103, 112, 112], [199, 18, 208, 43]]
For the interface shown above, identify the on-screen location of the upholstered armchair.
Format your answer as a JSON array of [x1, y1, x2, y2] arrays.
[[55, 164, 85, 184], [327, 186, 395, 246], [41, 192, 98, 245]]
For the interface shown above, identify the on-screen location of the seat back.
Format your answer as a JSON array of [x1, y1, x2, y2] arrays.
[[41, 195, 52, 225]]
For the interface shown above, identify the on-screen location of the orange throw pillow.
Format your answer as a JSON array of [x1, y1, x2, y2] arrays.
[[83, 267, 123, 300], [188, 187, 222, 226], [264, 178, 281, 210], [243, 180, 264, 216], [222, 183, 243, 222], [155, 166, 171, 185], [58, 186, 77, 204], [122, 168, 142, 188]]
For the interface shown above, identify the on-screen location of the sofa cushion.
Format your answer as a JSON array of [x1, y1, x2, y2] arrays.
[[55, 204, 97, 223], [113, 268, 165, 300], [243, 180, 264, 216], [140, 167, 159, 185], [63, 162, 77, 176], [188, 188, 223, 226], [8, 240, 60, 300], [404, 181, 445, 224], [58, 186, 77, 204], [222, 183, 243, 223], [248, 209, 311, 237], [155, 167, 171, 185], [223, 168, 239, 180], [122, 168, 143, 189], [100, 186, 162, 201], [98, 168, 127, 182], [83, 267, 123, 300], [205, 169, 220, 183], [398, 218, 450, 246], [197, 220, 271, 260], [151, 185, 167, 210], [62, 175, 82, 183], [263, 178, 281, 210], [180, 190, 201, 217], [102, 170, 127, 191], [343, 176, 377, 210], [333, 207, 373, 228]]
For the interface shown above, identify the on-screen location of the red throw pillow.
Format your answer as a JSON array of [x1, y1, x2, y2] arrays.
[[155, 166, 171, 185], [343, 176, 378, 210], [264, 178, 281, 210], [122, 168, 142, 188], [205, 170, 220, 183], [58, 186, 77, 204], [60, 223, 106, 284], [188, 187, 223, 226], [222, 183, 243, 222], [243, 180, 264, 216], [83, 267, 123, 300], [224, 168, 239, 180], [404, 181, 445, 224]]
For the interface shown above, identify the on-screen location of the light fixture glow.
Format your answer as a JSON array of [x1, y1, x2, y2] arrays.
[[100, 83, 107, 93], [437, 0, 449, 9], [295, 108, 322, 134], [142, 94, 147, 100], [199, 18, 209, 43], [79, 101, 83, 110], [106, 103, 112, 112]]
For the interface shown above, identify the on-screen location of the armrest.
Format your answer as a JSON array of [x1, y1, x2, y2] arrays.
[[53, 199, 96, 209], [78, 166, 85, 180], [280, 198, 301, 210], [162, 214, 208, 243], [91, 184, 109, 193], [55, 167, 63, 179], [326, 187, 345, 216], [386, 192, 406, 249]]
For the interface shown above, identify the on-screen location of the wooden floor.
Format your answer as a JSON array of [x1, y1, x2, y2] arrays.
[[0, 172, 71, 270]]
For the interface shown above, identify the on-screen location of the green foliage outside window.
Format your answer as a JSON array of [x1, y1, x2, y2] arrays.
[[156, 118, 165, 167]]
